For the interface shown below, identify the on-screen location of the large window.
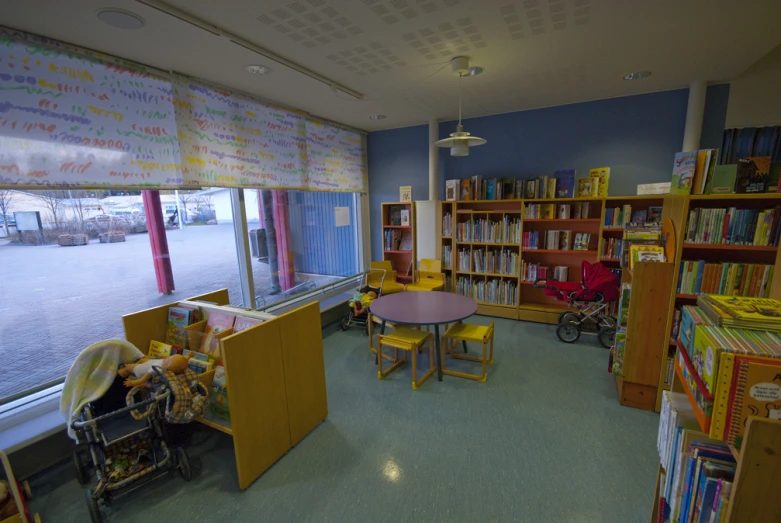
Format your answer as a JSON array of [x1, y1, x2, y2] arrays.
[[0, 188, 362, 402]]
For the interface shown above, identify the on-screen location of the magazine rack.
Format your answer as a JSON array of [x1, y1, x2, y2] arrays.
[[122, 289, 328, 489]]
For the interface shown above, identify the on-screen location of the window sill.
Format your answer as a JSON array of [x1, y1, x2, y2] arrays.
[[0, 386, 63, 454]]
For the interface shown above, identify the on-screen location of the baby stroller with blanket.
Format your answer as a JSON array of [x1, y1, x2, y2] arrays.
[[340, 268, 386, 333], [534, 261, 619, 348], [69, 357, 207, 523]]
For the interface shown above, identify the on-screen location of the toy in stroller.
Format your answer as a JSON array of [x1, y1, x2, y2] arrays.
[[70, 373, 198, 523], [340, 268, 385, 333], [534, 261, 619, 348]]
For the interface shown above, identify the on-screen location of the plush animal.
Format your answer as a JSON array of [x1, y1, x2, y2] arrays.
[[0, 480, 19, 521], [119, 353, 194, 388]]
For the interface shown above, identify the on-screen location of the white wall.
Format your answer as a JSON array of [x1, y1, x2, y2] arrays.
[[725, 43, 781, 128], [211, 190, 260, 223]]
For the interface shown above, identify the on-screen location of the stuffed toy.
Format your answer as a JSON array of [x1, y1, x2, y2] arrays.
[[0, 480, 19, 521], [119, 352, 194, 388], [349, 287, 377, 315]]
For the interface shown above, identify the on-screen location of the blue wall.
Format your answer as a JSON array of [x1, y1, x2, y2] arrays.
[[368, 86, 729, 260]]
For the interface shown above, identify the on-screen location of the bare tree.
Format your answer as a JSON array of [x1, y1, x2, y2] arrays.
[[0, 189, 14, 235], [177, 190, 200, 224], [34, 190, 68, 228], [68, 190, 89, 232], [196, 194, 215, 221]]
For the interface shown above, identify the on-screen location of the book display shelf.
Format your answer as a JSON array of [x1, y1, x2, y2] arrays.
[[122, 289, 327, 490], [381, 201, 416, 284], [658, 193, 781, 411]]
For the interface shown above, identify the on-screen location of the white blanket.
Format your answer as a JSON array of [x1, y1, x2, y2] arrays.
[[60, 339, 144, 440]]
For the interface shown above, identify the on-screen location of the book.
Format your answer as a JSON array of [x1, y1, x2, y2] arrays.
[[400, 209, 410, 226], [233, 316, 264, 332], [486, 178, 496, 200], [148, 340, 174, 359], [735, 156, 771, 193], [702, 295, 781, 325], [573, 233, 590, 250], [209, 365, 230, 420], [629, 245, 665, 269], [631, 210, 648, 225], [399, 230, 413, 250], [199, 311, 236, 360], [727, 358, 781, 447], [709, 165, 737, 195], [445, 180, 458, 201], [558, 230, 571, 250], [187, 357, 213, 375], [577, 178, 592, 197], [399, 186, 412, 202], [692, 150, 709, 196], [557, 204, 570, 219], [545, 177, 557, 199], [554, 169, 576, 198], [589, 167, 610, 197], [165, 306, 192, 350], [672, 151, 698, 195], [648, 206, 663, 224], [176, 304, 200, 324]]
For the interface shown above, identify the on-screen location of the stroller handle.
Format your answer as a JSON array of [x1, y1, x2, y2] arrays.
[[70, 389, 171, 429]]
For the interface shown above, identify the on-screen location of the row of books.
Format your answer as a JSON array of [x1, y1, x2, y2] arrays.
[[670, 148, 720, 195], [697, 294, 781, 331], [601, 238, 623, 259], [442, 245, 452, 270], [443, 168, 610, 201], [611, 281, 631, 375], [383, 229, 412, 251], [524, 201, 592, 220], [657, 391, 736, 523], [456, 248, 519, 275], [454, 276, 519, 305], [684, 206, 781, 246], [520, 262, 549, 282], [442, 212, 452, 237], [677, 261, 774, 298], [662, 356, 675, 387], [454, 217, 522, 243], [672, 149, 777, 195], [604, 205, 662, 228]]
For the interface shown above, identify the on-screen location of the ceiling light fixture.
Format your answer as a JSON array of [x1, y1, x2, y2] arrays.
[[369, 115, 386, 120], [244, 65, 272, 75], [96, 9, 146, 30], [435, 56, 486, 157], [623, 71, 652, 80]]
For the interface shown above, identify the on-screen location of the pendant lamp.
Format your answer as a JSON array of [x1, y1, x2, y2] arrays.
[[434, 56, 486, 157]]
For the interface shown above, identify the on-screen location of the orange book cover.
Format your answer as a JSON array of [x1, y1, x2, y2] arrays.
[[727, 357, 781, 447], [460, 179, 471, 201], [199, 311, 235, 360], [691, 150, 708, 195]]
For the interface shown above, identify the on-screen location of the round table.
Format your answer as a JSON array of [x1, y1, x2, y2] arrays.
[[369, 292, 478, 381]]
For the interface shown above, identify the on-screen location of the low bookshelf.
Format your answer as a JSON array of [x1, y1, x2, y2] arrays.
[[381, 201, 416, 284]]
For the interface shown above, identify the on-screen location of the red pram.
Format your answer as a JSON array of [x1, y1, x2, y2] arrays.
[[535, 261, 619, 348]]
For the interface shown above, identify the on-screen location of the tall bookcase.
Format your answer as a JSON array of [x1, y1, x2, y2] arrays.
[[381, 201, 416, 285], [657, 193, 781, 411]]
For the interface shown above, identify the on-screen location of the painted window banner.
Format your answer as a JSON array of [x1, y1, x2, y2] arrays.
[[305, 119, 366, 192], [0, 28, 182, 188], [173, 74, 308, 189]]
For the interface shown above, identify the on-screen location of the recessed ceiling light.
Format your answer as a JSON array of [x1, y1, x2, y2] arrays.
[[369, 114, 386, 120], [467, 66, 483, 76], [96, 9, 145, 30], [623, 71, 652, 80], [244, 65, 272, 75]]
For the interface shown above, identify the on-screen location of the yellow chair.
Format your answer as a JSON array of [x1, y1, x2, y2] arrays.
[[441, 322, 495, 382], [377, 327, 436, 390], [368, 261, 406, 295], [405, 259, 445, 292], [367, 312, 397, 363]]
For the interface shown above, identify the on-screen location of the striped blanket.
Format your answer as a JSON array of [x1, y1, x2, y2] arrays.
[[60, 339, 144, 440]]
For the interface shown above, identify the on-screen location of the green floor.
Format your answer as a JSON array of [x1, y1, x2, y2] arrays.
[[30, 316, 660, 522]]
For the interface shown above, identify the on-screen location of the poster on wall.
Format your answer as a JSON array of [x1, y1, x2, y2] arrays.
[[0, 28, 182, 188], [172, 74, 308, 189]]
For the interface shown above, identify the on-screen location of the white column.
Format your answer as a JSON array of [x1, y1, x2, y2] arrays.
[[428, 118, 438, 200], [682, 81, 707, 151]]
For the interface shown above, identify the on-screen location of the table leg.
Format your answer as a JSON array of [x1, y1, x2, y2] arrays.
[[375, 320, 386, 365], [434, 324, 443, 381]]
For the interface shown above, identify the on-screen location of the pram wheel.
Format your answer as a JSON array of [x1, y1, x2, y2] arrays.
[[599, 316, 617, 329], [556, 322, 581, 343], [340, 315, 350, 331], [72, 450, 89, 485], [176, 446, 192, 481], [558, 312, 580, 325], [85, 488, 102, 523], [598, 328, 616, 349]]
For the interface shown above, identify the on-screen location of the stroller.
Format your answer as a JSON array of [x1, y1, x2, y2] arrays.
[[535, 261, 619, 348], [340, 268, 386, 333], [70, 372, 197, 523]]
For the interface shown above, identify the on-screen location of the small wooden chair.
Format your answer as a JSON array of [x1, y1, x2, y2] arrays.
[[405, 259, 445, 292], [441, 322, 495, 382], [377, 327, 436, 390], [368, 312, 398, 363], [369, 261, 406, 294]]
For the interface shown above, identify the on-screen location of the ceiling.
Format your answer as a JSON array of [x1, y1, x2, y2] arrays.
[[2, 0, 781, 132]]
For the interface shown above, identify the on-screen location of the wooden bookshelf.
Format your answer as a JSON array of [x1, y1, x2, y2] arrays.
[[381, 202, 416, 284]]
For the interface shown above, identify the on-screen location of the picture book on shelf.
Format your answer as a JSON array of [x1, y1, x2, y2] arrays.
[[577, 177, 594, 197], [573, 233, 591, 251], [709, 165, 737, 194], [589, 167, 610, 197], [648, 206, 663, 224], [628, 245, 665, 269], [400, 209, 410, 226], [545, 177, 557, 199], [233, 316, 264, 333], [187, 357, 213, 375], [199, 311, 235, 360], [554, 169, 576, 198], [525, 179, 537, 199], [735, 156, 771, 193], [728, 358, 781, 447], [399, 186, 412, 202], [460, 179, 471, 201], [209, 365, 230, 420], [558, 230, 571, 250], [148, 340, 173, 359], [671, 151, 697, 195], [486, 179, 496, 200], [399, 230, 413, 250], [446, 180, 458, 201], [166, 306, 192, 349]]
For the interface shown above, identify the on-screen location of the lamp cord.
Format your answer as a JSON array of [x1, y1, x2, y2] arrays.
[[458, 73, 463, 126]]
